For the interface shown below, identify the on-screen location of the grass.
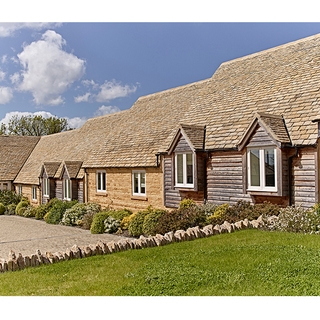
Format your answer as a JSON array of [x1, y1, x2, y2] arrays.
[[1, 229, 320, 295]]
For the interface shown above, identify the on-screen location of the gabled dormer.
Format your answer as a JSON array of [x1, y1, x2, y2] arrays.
[[238, 113, 291, 196]]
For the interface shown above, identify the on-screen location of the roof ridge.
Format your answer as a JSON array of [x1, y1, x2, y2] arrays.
[[136, 78, 211, 101], [219, 33, 320, 68]]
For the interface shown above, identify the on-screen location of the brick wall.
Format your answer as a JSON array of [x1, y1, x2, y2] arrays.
[[86, 166, 165, 212]]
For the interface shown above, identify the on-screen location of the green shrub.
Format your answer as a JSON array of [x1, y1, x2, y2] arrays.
[[152, 206, 207, 235], [90, 211, 110, 234], [179, 198, 196, 209], [0, 203, 5, 215], [17, 207, 27, 216], [142, 209, 167, 235], [120, 213, 137, 230], [109, 208, 133, 221], [35, 205, 47, 220], [46, 200, 78, 225], [23, 206, 36, 218], [128, 210, 152, 237], [0, 190, 22, 206], [104, 216, 121, 233], [6, 203, 16, 215], [81, 211, 96, 230], [206, 203, 229, 225], [15, 200, 30, 215]]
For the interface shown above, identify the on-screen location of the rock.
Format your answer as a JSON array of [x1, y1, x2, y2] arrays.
[[234, 220, 244, 230], [8, 250, 16, 261], [46, 252, 55, 263], [193, 226, 203, 238], [177, 230, 188, 241], [53, 253, 60, 263], [2, 261, 8, 272], [155, 234, 166, 246], [71, 245, 81, 259], [250, 220, 260, 229], [186, 228, 196, 240], [17, 253, 25, 270], [257, 215, 264, 223], [138, 236, 148, 248], [65, 248, 74, 260], [213, 225, 221, 235], [174, 230, 183, 242], [222, 221, 233, 233], [24, 256, 31, 267], [31, 254, 39, 267], [107, 241, 119, 253], [163, 231, 174, 243], [7, 259, 18, 271], [36, 249, 44, 264], [79, 246, 87, 258], [201, 228, 212, 237], [97, 240, 108, 254], [126, 239, 135, 250], [62, 252, 69, 261], [89, 244, 97, 256], [243, 219, 250, 229]]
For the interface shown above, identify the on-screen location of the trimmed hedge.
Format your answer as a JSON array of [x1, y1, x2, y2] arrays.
[[0, 203, 5, 215], [90, 211, 110, 234], [46, 200, 78, 225], [15, 200, 30, 216], [128, 210, 149, 237], [142, 209, 167, 235]]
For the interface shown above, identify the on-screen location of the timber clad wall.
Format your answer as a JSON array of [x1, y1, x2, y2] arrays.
[[86, 166, 165, 211], [291, 147, 317, 208], [207, 151, 252, 205], [246, 125, 275, 148]]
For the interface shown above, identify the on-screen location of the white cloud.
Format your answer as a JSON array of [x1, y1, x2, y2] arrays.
[[0, 87, 13, 104], [82, 79, 99, 89], [0, 70, 5, 81], [16, 30, 85, 106], [10, 72, 20, 84], [0, 110, 86, 130], [0, 23, 61, 37], [74, 92, 91, 103], [94, 105, 121, 117], [1, 55, 7, 64], [10, 56, 19, 64], [95, 79, 137, 102]]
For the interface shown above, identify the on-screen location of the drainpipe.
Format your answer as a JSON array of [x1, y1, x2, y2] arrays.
[[202, 126, 208, 204], [288, 146, 299, 206], [84, 168, 88, 203]]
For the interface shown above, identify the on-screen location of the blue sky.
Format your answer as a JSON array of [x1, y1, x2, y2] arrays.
[[1, 22, 320, 129]]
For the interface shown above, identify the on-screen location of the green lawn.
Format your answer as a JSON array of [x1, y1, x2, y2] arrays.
[[1, 229, 320, 296]]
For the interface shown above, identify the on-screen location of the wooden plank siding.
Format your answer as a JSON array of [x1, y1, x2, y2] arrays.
[[246, 125, 275, 148], [207, 151, 252, 205], [174, 134, 192, 152], [291, 146, 317, 208]]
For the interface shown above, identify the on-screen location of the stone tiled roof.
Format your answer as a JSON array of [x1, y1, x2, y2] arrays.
[[12, 33, 320, 185], [181, 33, 320, 150], [0, 135, 40, 181], [42, 162, 61, 178]]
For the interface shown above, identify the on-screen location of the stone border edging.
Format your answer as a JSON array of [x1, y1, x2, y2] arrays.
[[0, 215, 277, 273]]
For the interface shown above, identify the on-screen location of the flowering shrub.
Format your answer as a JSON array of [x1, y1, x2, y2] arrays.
[[120, 213, 137, 230], [46, 200, 78, 224], [23, 206, 36, 218], [61, 202, 101, 226], [109, 208, 133, 222], [104, 216, 121, 233], [206, 203, 229, 225], [267, 205, 320, 234], [179, 199, 196, 209]]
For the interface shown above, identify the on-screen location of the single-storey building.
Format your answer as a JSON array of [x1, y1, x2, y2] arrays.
[[4, 33, 320, 210]]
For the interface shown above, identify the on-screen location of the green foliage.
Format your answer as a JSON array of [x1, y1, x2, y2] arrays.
[[142, 209, 167, 235], [104, 216, 121, 233], [34, 205, 47, 220], [152, 206, 207, 235], [23, 206, 36, 218], [15, 200, 30, 215], [267, 205, 320, 234], [90, 211, 110, 234], [109, 208, 133, 221], [0, 190, 22, 207], [45, 200, 78, 225], [120, 213, 137, 230], [5, 203, 16, 215], [3, 114, 73, 136], [0, 203, 5, 215], [128, 210, 150, 236], [179, 198, 196, 209], [206, 203, 229, 225]]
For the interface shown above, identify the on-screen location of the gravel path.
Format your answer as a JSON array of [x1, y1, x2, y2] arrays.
[[0, 215, 130, 260]]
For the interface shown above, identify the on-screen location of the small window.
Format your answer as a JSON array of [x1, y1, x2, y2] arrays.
[[132, 170, 146, 196], [18, 185, 22, 195], [175, 153, 194, 188], [96, 171, 106, 192], [247, 147, 277, 192], [43, 178, 49, 197], [64, 179, 71, 200], [32, 186, 37, 201]]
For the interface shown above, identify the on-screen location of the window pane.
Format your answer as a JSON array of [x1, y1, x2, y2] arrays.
[[186, 154, 193, 184], [97, 173, 101, 190], [177, 154, 183, 184], [265, 149, 275, 187], [250, 150, 260, 187], [68, 180, 71, 199], [140, 173, 146, 194], [102, 172, 106, 191], [134, 173, 139, 193]]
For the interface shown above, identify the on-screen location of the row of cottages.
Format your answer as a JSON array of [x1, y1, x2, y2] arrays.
[[3, 33, 320, 210]]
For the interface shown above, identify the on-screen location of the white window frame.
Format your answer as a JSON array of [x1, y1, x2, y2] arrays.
[[247, 146, 277, 192], [132, 170, 146, 196], [43, 178, 49, 197], [96, 170, 106, 193], [18, 185, 22, 195], [175, 152, 195, 188], [32, 186, 37, 201], [63, 179, 71, 201]]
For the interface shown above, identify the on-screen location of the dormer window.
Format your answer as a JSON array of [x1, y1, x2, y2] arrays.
[[247, 147, 277, 192], [175, 152, 194, 188]]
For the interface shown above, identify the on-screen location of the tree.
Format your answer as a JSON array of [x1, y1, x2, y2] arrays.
[[0, 114, 73, 136]]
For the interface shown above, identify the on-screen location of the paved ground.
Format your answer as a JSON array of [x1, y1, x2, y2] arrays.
[[0, 215, 130, 260]]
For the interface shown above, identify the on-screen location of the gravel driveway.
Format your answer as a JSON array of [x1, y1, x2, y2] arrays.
[[0, 215, 130, 260]]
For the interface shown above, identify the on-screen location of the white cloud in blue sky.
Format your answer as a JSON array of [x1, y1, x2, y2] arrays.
[[0, 23, 61, 37], [95, 80, 137, 102], [15, 30, 86, 106], [94, 105, 121, 117], [0, 86, 13, 104]]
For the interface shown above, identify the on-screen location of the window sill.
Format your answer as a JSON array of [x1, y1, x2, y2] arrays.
[[247, 190, 278, 196], [174, 186, 195, 191], [131, 195, 148, 201], [95, 192, 108, 197]]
